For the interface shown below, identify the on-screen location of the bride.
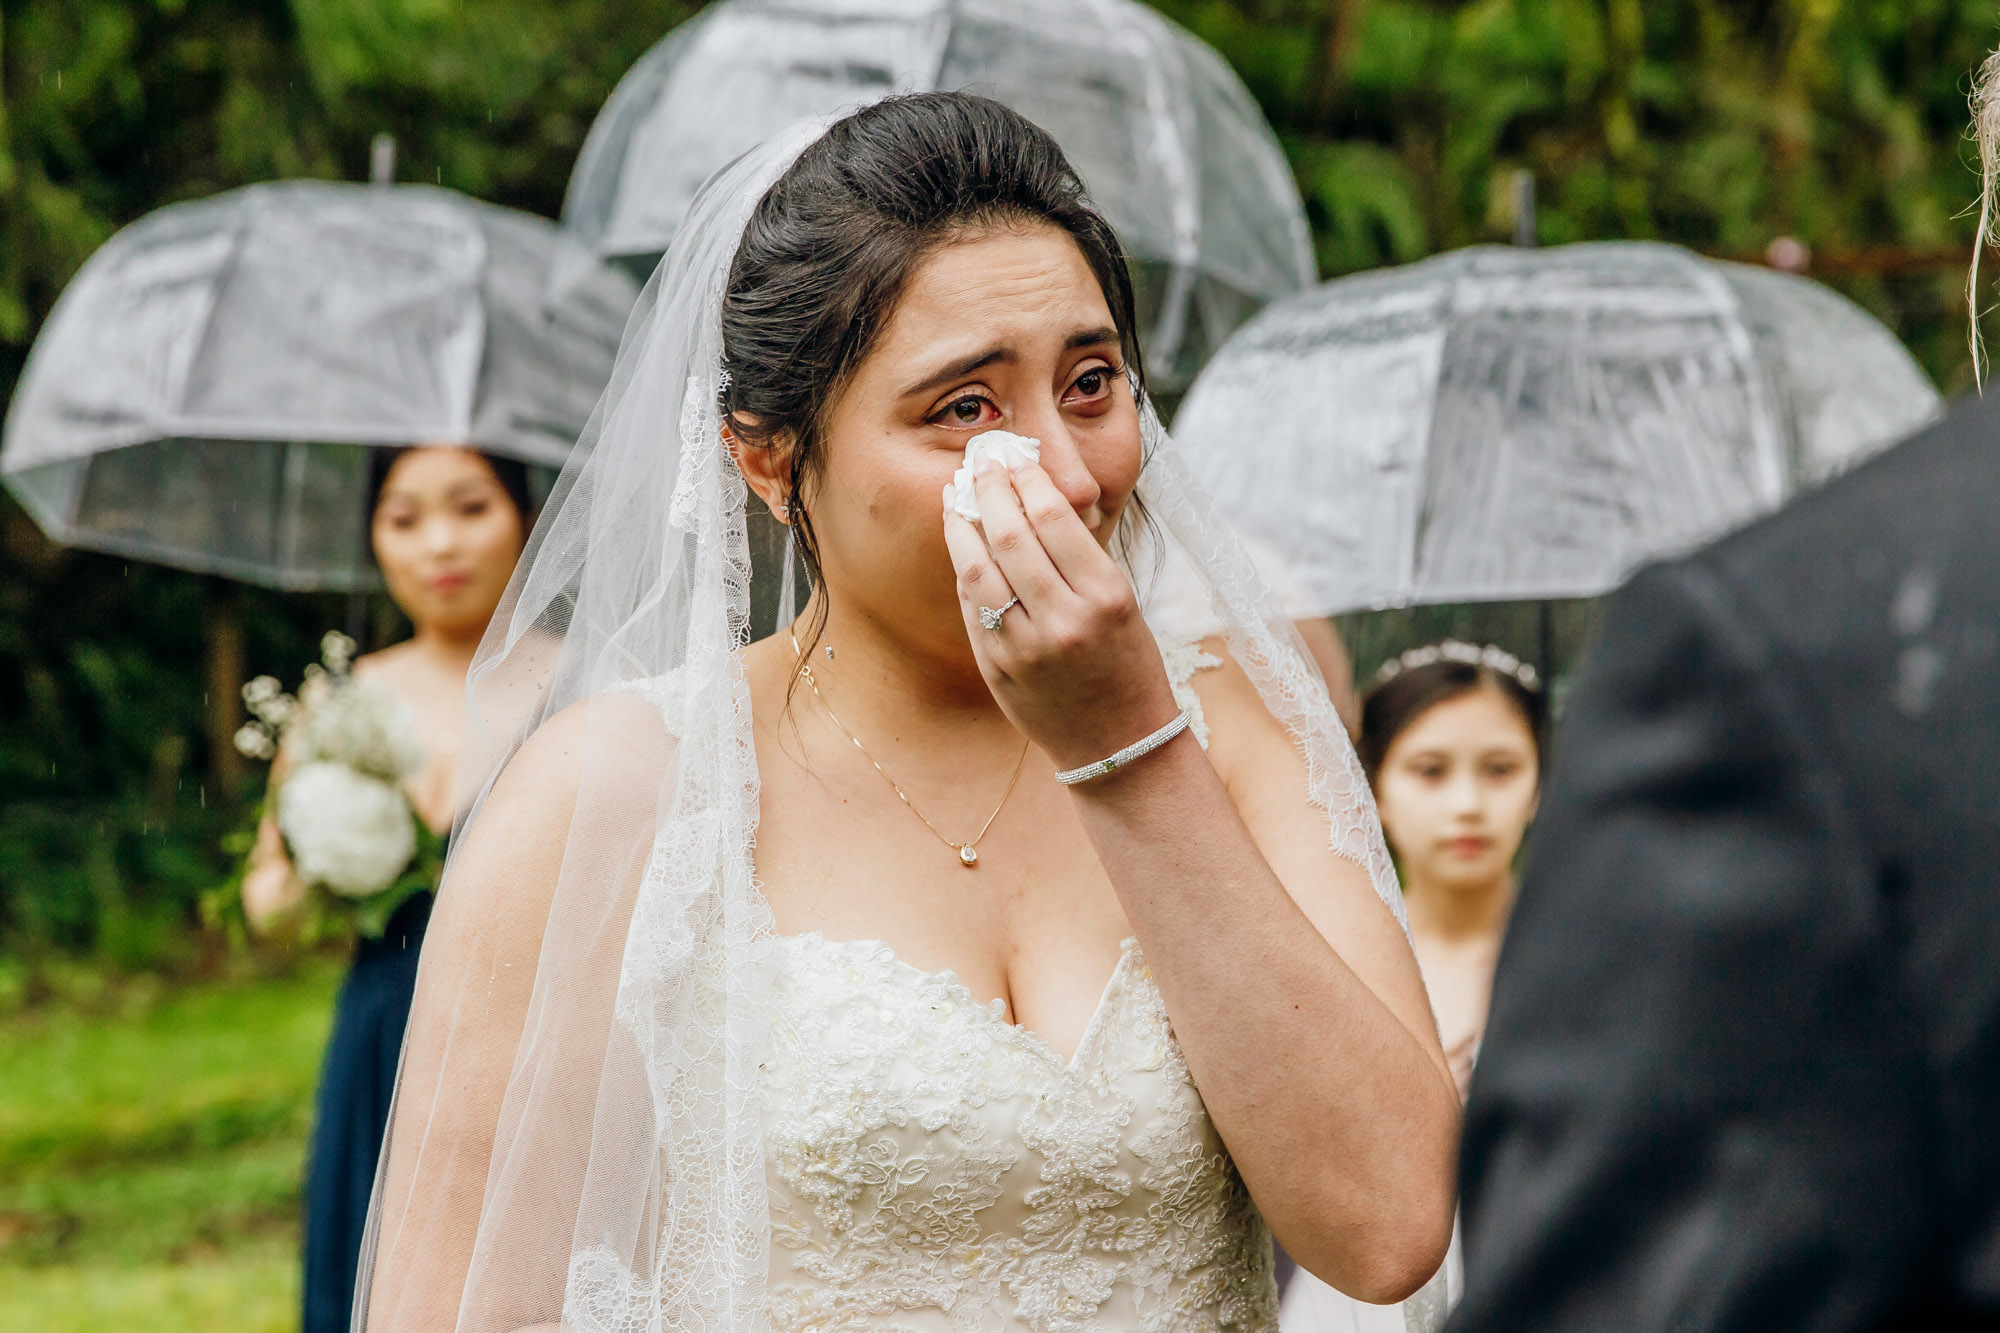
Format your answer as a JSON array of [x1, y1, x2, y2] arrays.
[[359, 93, 1457, 1332]]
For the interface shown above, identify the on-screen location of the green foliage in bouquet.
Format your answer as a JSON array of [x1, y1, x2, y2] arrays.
[[303, 813, 443, 944], [199, 809, 443, 946]]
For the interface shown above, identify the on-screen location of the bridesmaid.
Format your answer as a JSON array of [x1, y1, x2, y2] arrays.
[[1279, 643, 1544, 1332], [241, 445, 531, 1333], [1358, 644, 1544, 1098]]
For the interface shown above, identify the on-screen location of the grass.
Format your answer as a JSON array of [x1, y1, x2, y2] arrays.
[[0, 956, 342, 1331]]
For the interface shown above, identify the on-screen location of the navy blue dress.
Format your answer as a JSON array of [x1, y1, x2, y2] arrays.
[[302, 889, 433, 1333]]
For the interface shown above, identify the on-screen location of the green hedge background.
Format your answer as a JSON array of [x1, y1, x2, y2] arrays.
[[3, 0, 1996, 966]]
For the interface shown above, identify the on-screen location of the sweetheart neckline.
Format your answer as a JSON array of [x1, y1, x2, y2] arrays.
[[774, 930, 1144, 1071]]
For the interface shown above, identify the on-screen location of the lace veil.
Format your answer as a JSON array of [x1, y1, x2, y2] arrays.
[[355, 114, 1403, 1333]]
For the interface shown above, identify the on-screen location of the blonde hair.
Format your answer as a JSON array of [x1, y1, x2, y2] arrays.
[[1970, 44, 2000, 386]]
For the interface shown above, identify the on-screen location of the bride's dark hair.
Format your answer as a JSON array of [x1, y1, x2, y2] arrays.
[[719, 91, 1147, 636]]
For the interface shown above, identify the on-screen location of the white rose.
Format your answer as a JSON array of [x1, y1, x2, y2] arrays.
[[277, 761, 418, 898]]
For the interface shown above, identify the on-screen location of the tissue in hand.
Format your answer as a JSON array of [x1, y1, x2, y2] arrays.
[[945, 431, 1041, 523]]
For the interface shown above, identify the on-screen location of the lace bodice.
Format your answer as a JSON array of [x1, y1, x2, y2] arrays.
[[750, 635, 1272, 1331], [758, 932, 1278, 1333], [611, 636, 1274, 1330]]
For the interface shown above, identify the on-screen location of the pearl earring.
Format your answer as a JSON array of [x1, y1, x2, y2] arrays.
[[775, 500, 790, 521]]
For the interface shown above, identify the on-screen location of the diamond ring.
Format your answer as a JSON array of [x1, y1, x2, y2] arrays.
[[978, 597, 1020, 631]]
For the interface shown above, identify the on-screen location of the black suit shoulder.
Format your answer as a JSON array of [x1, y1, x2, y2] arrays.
[[1687, 391, 1999, 718], [1454, 396, 2000, 1329], [1689, 403, 2000, 1282], [1455, 543, 1923, 1332]]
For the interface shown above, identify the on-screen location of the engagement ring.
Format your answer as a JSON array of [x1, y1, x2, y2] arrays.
[[978, 597, 1020, 631]]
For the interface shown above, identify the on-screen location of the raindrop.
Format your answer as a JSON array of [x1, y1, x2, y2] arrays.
[[1890, 565, 1941, 638], [1893, 644, 1944, 717]]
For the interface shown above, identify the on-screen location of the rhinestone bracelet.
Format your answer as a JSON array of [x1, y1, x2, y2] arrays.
[[1054, 710, 1193, 787]]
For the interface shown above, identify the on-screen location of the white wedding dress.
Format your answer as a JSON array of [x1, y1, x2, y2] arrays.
[[606, 642, 1450, 1333], [624, 643, 1282, 1333], [760, 932, 1276, 1333]]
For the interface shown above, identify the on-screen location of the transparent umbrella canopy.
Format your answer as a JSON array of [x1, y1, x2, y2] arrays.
[[1171, 242, 1942, 617], [1, 181, 639, 591], [560, 0, 1314, 393]]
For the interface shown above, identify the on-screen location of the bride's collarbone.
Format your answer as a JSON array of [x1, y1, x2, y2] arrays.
[[754, 802, 1129, 1051], [752, 698, 1097, 897], [741, 634, 1132, 1049], [755, 819, 1116, 947]]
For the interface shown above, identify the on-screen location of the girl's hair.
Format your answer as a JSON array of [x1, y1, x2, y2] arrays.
[[1358, 659, 1547, 784], [718, 91, 1148, 649], [363, 445, 534, 544]]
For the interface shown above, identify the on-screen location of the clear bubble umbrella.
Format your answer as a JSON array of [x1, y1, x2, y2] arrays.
[[1171, 241, 1942, 618], [560, 0, 1315, 393], [1, 181, 639, 591]]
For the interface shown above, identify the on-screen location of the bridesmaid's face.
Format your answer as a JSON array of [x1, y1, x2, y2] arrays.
[[370, 447, 527, 639], [1373, 685, 1540, 897], [768, 223, 1143, 657]]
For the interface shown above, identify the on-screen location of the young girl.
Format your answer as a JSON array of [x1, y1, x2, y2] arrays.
[[241, 444, 530, 1333], [1360, 643, 1545, 1098]]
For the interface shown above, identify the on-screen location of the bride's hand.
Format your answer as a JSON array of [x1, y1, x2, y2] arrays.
[[941, 458, 1181, 772]]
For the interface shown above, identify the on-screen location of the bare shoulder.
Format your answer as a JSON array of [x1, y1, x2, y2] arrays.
[[432, 691, 678, 946], [478, 691, 678, 831], [1178, 635, 1434, 1045], [1176, 635, 1304, 785], [351, 639, 420, 683], [1175, 634, 1389, 914]]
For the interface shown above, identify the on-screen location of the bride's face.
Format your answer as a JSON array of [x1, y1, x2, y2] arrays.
[[803, 223, 1142, 652]]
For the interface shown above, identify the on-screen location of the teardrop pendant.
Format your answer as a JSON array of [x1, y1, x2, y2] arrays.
[[957, 845, 979, 868]]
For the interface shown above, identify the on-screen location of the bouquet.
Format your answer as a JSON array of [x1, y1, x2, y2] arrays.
[[229, 632, 444, 939]]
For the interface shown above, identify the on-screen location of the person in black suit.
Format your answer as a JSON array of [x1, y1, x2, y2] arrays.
[[1449, 388, 2000, 1330]]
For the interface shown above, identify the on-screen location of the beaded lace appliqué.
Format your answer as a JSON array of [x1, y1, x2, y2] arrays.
[[625, 641, 1276, 1330], [1159, 638, 1223, 748], [759, 936, 1276, 1333], [752, 638, 1271, 1332]]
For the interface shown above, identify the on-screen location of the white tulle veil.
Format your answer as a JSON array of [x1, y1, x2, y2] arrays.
[[356, 111, 1402, 1333]]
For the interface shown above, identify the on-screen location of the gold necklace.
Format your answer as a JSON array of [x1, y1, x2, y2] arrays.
[[790, 631, 1029, 868]]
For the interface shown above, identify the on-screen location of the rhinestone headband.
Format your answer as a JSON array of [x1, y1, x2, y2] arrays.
[[1373, 639, 1540, 690]]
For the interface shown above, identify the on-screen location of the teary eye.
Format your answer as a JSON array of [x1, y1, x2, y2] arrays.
[[1061, 360, 1126, 410], [932, 394, 999, 428], [1065, 365, 1116, 403]]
